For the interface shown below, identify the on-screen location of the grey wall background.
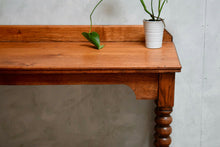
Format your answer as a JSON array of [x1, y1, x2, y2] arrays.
[[0, 0, 219, 147]]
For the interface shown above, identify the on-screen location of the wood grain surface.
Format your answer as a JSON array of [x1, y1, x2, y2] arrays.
[[158, 73, 176, 107], [0, 73, 158, 100], [0, 25, 172, 42], [0, 42, 181, 73]]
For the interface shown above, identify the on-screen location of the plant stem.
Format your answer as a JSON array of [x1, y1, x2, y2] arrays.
[[151, 0, 155, 20], [89, 0, 104, 33], [157, 0, 161, 20], [140, 0, 154, 20], [157, 0, 166, 20]]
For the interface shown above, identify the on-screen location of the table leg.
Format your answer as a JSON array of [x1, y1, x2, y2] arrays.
[[154, 105, 173, 147], [154, 73, 175, 147]]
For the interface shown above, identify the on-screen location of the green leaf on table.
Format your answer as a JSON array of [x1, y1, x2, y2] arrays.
[[82, 32, 104, 50]]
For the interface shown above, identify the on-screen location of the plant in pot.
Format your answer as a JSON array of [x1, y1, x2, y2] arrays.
[[82, 0, 104, 50], [140, 0, 168, 48]]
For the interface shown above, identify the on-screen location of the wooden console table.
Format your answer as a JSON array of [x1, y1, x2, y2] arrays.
[[0, 25, 181, 147]]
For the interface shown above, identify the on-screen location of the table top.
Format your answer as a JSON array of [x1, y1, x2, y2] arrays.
[[0, 25, 181, 74]]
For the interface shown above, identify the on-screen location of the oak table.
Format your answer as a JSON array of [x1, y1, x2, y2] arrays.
[[0, 25, 181, 147]]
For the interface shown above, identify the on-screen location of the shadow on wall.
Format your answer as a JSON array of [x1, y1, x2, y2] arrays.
[[100, 0, 120, 16], [96, 0, 126, 24], [0, 85, 155, 147]]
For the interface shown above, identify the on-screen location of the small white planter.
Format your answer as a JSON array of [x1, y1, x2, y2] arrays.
[[143, 20, 164, 48]]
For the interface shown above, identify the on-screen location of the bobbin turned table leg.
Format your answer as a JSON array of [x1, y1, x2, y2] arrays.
[[154, 106, 172, 147], [154, 73, 175, 147]]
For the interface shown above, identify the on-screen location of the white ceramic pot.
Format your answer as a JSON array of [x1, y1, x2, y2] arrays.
[[143, 20, 164, 48]]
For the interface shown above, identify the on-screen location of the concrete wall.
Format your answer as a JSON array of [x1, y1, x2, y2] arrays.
[[0, 0, 219, 147]]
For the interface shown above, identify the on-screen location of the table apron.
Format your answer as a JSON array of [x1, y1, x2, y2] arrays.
[[0, 73, 159, 100]]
